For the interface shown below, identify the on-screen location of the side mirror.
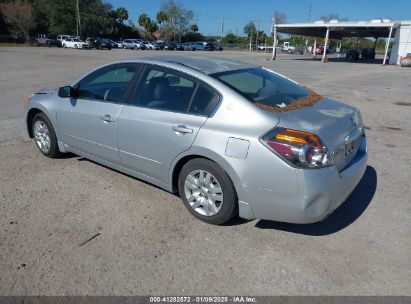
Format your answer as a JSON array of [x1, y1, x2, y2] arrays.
[[58, 86, 76, 98]]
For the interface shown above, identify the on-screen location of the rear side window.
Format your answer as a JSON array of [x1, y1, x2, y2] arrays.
[[133, 66, 196, 113], [189, 84, 219, 116]]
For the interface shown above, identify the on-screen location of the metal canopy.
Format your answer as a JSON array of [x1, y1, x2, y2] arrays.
[[271, 21, 400, 65], [275, 21, 398, 39]]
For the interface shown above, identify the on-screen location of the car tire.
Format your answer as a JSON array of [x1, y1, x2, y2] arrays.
[[178, 158, 238, 225], [63, 44, 66, 48], [74, 44, 78, 49], [32, 113, 61, 158]]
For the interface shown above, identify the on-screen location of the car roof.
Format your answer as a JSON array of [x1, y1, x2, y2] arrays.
[[138, 55, 255, 75]]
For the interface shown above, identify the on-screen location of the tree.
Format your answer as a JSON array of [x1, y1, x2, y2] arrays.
[[156, 10, 168, 25], [116, 7, 128, 24], [159, 0, 194, 41], [190, 24, 198, 32], [319, 14, 348, 22], [243, 21, 256, 38], [274, 10, 286, 24], [183, 31, 203, 42], [138, 13, 157, 37], [0, 0, 34, 42]]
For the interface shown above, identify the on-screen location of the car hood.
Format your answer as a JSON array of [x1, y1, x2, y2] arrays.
[[35, 88, 57, 95]]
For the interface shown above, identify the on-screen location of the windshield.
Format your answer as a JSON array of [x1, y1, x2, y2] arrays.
[[211, 67, 309, 108]]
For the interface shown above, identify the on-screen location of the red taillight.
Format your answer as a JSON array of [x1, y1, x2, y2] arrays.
[[262, 128, 334, 168], [266, 141, 293, 157]]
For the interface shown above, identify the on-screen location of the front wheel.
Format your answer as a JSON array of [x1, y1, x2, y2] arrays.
[[178, 158, 238, 225], [32, 113, 61, 158]]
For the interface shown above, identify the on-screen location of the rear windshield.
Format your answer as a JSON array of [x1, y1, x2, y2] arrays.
[[211, 67, 309, 108]]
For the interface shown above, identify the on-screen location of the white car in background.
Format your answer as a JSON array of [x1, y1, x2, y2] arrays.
[[57, 35, 70, 47], [146, 41, 160, 50], [62, 38, 88, 49], [132, 39, 146, 50]]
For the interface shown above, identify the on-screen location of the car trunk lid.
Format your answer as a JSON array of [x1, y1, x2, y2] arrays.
[[276, 98, 363, 171]]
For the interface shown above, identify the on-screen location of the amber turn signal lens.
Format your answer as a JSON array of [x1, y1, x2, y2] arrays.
[[275, 129, 323, 151]]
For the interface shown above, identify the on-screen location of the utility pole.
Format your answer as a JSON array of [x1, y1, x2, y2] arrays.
[[221, 17, 224, 40], [76, 0, 81, 37], [271, 15, 277, 60], [308, 1, 312, 22], [249, 19, 253, 51], [255, 18, 259, 50]]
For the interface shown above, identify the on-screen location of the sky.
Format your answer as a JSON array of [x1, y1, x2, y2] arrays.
[[110, 0, 411, 36]]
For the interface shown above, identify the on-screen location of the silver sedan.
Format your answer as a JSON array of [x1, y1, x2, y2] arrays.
[[23, 56, 367, 225]]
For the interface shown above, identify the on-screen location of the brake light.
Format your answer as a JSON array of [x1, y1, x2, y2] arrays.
[[262, 128, 334, 168]]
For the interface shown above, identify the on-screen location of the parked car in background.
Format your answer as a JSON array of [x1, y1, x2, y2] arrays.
[[346, 49, 360, 61], [24, 56, 367, 225], [314, 45, 333, 55], [175, 43, 185, 51], [361, 48, 376, 59], [122, 39, 136, 49], [192, 42, 209, 51], [116, 41, 123, 48], [57, 35, 71, 47], [156, 41, 166, 50], [107, 39, 118, 48], [212, 43, 224, 51], [163, 41, 176, 50], [86, 38, 112, 50], [143, 41, 159, 50], [282, 42, 296, 53], [35, 34, 59, 47], [294, 46, 305, 55], [62, 38, 88, 49], [131, 39, 146, 50], [181, 42, 195, 51]]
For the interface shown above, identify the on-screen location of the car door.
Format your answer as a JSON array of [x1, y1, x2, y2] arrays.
[[57, 63, 141, 165], [117, 65, 220, 184]]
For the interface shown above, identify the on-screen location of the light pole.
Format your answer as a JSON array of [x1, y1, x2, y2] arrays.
[[76, 0, 81, 37]]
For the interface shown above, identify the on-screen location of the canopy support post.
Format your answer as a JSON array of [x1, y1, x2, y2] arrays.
[[313, 38, 317, 59], [383, 25, 393, 66], [322, 27, 330, 63], [271, 25, 277, 60]]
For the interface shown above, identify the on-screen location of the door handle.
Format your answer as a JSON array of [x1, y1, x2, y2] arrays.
[[101, 114, 115, 122], [172, 125, 193, 134]]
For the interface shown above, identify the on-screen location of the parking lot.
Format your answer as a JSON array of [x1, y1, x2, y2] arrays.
[[0, 47, 410, 295]]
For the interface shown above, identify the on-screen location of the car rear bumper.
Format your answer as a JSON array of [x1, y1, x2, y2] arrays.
[[239, 136, 368, 223]]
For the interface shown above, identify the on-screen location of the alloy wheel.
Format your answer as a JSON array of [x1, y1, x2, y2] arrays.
[[33, 120, 51, 153]]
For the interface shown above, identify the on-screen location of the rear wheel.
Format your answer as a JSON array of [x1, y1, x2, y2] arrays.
[[32, 113, 61, 158], [178, 158, 237, 225]]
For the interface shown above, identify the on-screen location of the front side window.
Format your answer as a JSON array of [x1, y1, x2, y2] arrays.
[[212, 67, 309, 108], [77, 65, 137, 103], [133, 66, 196, 113]]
